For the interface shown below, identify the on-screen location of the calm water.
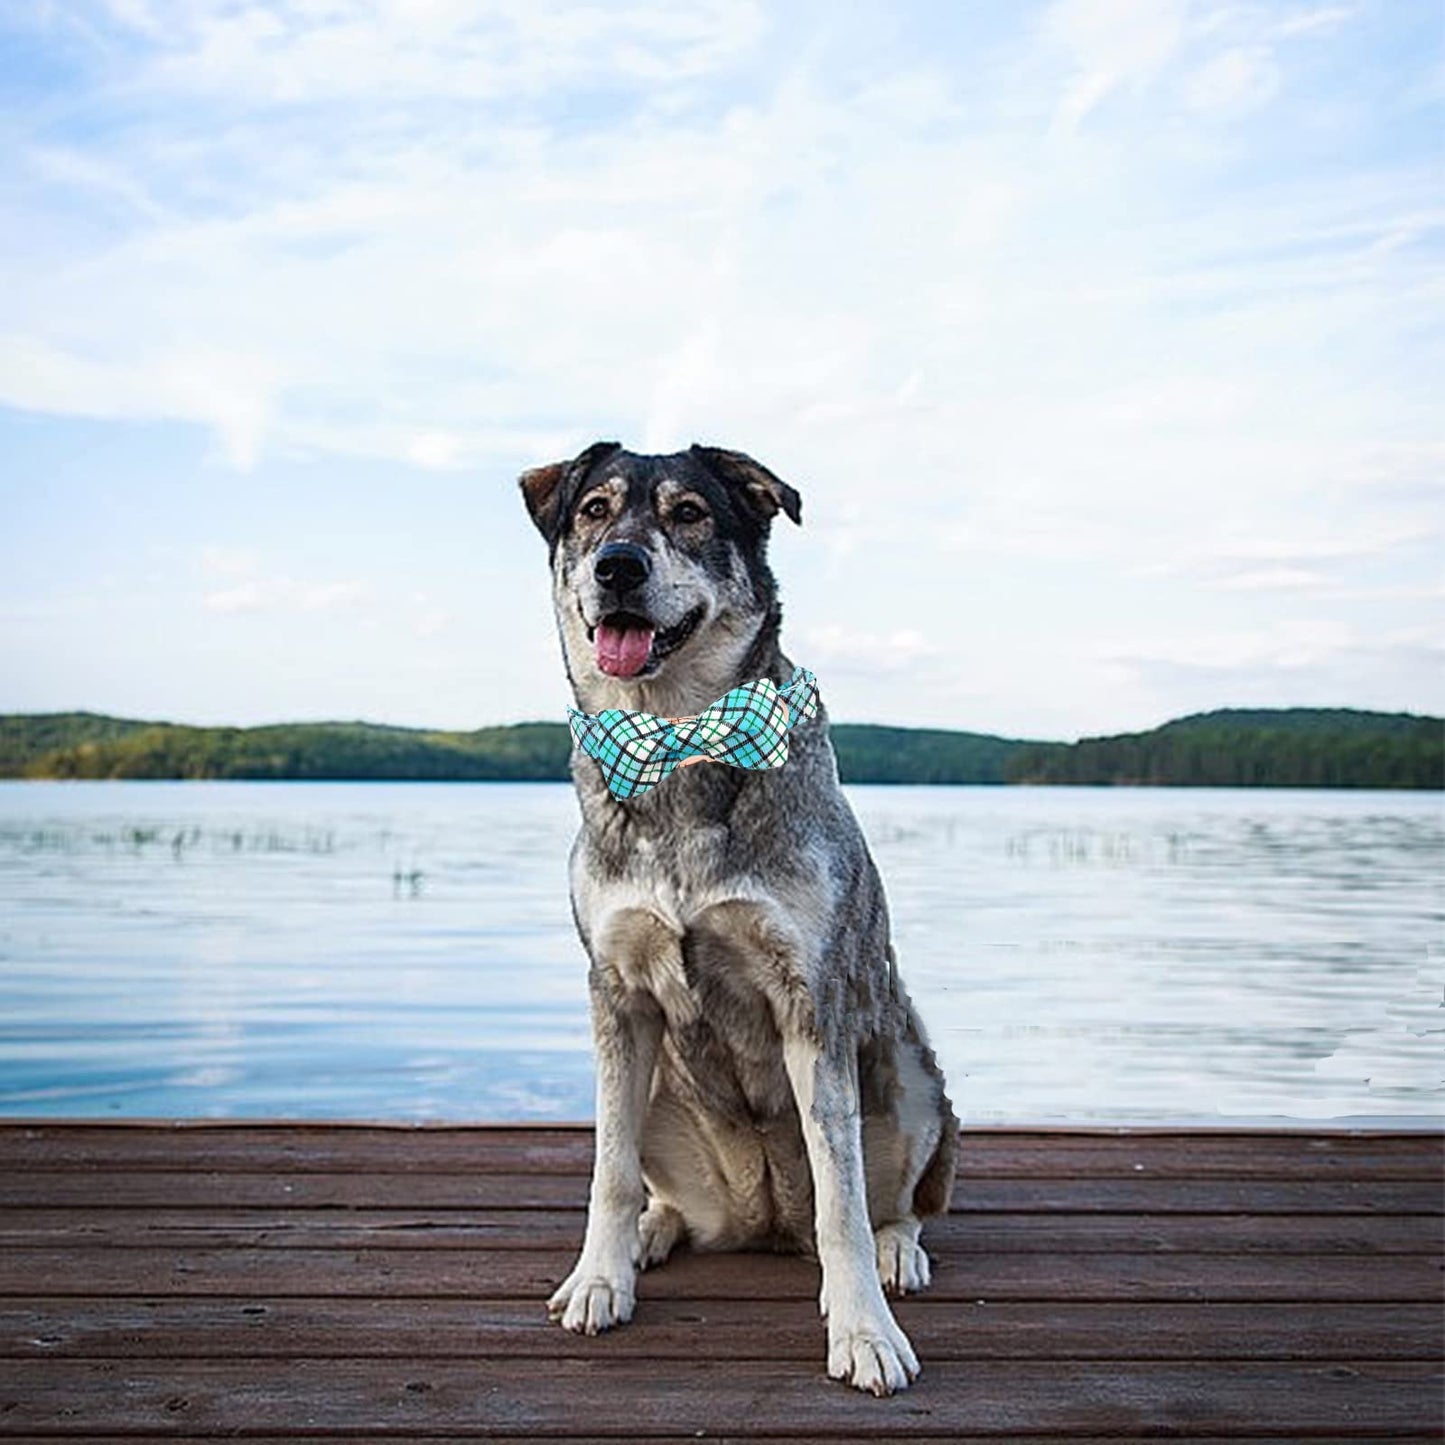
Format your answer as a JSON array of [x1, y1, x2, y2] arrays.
[[0, 781, 1439, 1124]]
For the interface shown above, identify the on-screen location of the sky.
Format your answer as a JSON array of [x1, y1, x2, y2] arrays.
[[0, 0, 1440, 741]]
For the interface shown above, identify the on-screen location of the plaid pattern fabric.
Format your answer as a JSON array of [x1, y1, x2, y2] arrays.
[[567, 663, 819, 801]]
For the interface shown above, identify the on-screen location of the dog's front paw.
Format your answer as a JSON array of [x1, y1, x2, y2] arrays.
[[875, 1219, 931, 1295], [547, 1261, 636, 1335], [826, 1313, 921, 1396]]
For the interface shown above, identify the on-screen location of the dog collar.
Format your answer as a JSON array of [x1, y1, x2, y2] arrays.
[[567, 663, 819, 801]]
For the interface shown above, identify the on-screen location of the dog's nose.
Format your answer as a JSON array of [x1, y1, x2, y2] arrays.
[[594, 541, 651, 595]]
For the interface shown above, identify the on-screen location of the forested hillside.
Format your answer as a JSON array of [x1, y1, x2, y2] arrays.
[[1007, 709, 1441, 789], [0, 714, 568, 782], [1, 707, 1437, 787]]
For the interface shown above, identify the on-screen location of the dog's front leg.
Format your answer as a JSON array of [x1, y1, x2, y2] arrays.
[[783, 1031, 921, 1396], [548, 969, 661, 1335]]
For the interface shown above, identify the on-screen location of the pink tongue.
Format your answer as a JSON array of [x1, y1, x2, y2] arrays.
[[595, 618, 655, 678]]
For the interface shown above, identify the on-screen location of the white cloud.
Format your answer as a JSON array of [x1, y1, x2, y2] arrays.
[[1131, 522, 1439, 579], [1184, 45, 1282, 117], [202, 583, 269, 614], [1102, 618, 1358, 673], [1204, 527, 1435, 565], [1268, 6, 1359, 42], [198, 545, 262, 577], [199, 551, 366, 614], [0, 0, 1425, 501], [203, 579, 366, 613], [1121, 522, 1441, 608], [1206, 566, 1326, 591], [1039, 0, 1369, 134], [0, 338, 276, 470], [799, 623, 943, 675], [1092, 619, 1445, 723], [405, 432, 465, 470], [90, 0, 767, 101], [410, 591, 454, 639], [938, 514, 1121, 561], [1040, 0, 1189, 133]]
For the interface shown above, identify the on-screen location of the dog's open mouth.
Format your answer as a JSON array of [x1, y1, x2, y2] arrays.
[[588, 605, 704, 679]]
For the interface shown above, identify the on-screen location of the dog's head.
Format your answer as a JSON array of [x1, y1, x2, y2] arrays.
[[519, 442, 802, 697]]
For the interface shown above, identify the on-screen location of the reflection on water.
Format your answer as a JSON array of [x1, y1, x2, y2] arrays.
[[0, 781, 1439, 1123]]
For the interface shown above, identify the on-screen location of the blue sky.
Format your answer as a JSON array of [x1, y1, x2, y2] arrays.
[[1, 0, 1440, 739]]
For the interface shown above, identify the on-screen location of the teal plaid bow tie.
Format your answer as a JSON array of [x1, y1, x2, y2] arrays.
[[567, 663, 819, 801]]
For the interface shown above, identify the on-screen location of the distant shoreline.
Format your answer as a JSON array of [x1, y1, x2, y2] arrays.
[[2, 707, 1439, 789]]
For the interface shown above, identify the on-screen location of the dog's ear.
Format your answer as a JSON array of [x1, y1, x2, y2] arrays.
[[518, 441, 622, 543], [690, 445, 803, 528]]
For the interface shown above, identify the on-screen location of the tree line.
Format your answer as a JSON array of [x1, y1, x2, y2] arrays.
[[1, 706, 1437, 788], [1007, 711, 1441, 789]]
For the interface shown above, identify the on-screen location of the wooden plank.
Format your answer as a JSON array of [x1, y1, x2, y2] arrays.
[[3, 1124, 1439, 1178], [0, 1170, 589, 1210], [3, 1169, 1438, 1213], [11, 1433, 1445, 1445], [0, 1206, 588, 1251], [1, 1359, 1438, 1436], [0, 1206, 1436, 1254], [0, 1245, 1437, 1301], [0, 1125, 598, 1176], [3, 1297, 1438, 1362]]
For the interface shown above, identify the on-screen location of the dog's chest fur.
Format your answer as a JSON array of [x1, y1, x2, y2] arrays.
[[573, 824, 831, 1129]]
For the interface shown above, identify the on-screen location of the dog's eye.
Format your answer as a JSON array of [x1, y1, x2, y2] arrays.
[[578, 495, 610, 521], [673, 500, 708, 524]]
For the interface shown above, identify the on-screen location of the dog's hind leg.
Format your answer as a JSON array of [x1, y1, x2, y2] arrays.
[[637, 1199, 687, 1268], [873, 1215, 930, 1294], [863, 1084, 936, 1295], [861, 999, 958, 1297], [548, 972, 663, 1335]]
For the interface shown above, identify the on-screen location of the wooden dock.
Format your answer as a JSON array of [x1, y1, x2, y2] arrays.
[[0, 1123, 1440, 1440]]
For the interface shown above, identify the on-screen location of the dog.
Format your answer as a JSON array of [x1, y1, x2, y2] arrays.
[[519, 442, 958, 1396]]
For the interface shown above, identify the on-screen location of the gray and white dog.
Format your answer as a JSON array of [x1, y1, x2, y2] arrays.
[[519, 441, 958, 1396]]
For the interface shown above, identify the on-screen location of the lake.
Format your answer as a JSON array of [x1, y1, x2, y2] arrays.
[[0, 781, 1439, 1125]]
